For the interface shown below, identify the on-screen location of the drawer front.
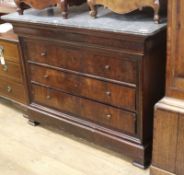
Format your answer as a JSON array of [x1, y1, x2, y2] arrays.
[[0, 61, 23, 83], [0, 40, 19, 63], [30, 64, 136, 111], [24, 39, 137, 84], [0, 78, 26, 103], [31, 84, 136, 135]]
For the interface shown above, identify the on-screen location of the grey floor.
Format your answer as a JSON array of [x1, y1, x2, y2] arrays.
[[0, 100, 149, 175]]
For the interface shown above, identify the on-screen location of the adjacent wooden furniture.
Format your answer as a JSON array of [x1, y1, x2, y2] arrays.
[[150, 0, 184, 175], [0, 0, 17, 14], [0, 1, 28, 107], [0, 29, 27, 106], [88, 0, 167, 23], [151, 98, 184, 175], [14, 0, 86, 18], [0, 0, 17, 23], [2, 7, 167, 168]]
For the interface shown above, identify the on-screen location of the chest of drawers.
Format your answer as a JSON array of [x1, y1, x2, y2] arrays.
[[3, 6, 167, 168], [0, 30, 27, 105]]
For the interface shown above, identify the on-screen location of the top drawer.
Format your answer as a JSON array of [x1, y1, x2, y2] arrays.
[[24, 39, 137, 84], [0, 40, 19, 63]]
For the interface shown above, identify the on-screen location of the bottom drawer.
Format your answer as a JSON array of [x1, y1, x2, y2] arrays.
[[31, 84, 136, 135], [0, 78, 26, 104]]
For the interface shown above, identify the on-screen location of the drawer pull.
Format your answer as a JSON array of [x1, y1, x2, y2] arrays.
[[46, 95, 51, 100], [105, 65, 110, 70], [2, 65, 8, 72], [41, 52, 47, 57], [106, 114, 112, 120], [105, 91, 111, 96], [44, 74, 49, 79], [6, 86, 12, 93]]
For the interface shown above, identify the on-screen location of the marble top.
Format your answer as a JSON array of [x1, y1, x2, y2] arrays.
[[2, 4, 167, 36]]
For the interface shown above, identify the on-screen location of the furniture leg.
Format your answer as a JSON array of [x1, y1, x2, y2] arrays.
[[28, 119, 40, 126], [133, 159, 150, 169], [14, 0, 24, 15], [87, 0, 97, 18], [153, 0, 160, 24], [60, 0, 68, 19]]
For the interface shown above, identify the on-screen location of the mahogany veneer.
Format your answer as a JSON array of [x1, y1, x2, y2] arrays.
[[2, 7, 166, 168]]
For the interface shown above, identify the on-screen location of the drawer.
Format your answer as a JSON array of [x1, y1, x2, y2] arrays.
[[0, 61, 23, 83], [0, 78, 26, 103], [0, 40, 19, 63], [30, 64, 136, 111], [24, 39, 137, 84], [31, 84, 136, 135]]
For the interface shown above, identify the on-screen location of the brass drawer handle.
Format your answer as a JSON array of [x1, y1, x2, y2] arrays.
[[106, 114, 112, 120], [105, 65, 110, 70], [41, 51, 47, 57], [74, 83, 78, 88], [6, 86, 12, 93], [46, 95, 51, 100], [2, 65, 8, 72], [105, 91, 111, 96]]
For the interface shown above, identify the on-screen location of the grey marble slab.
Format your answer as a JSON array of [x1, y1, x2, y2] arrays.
[[2, 4, 167, 36]]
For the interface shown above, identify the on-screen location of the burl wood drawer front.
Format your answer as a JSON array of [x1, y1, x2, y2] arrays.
[[30, 64, 136, 111], [0, 78, 26, 103], [31, 84, 136, 135], [25, 40, 137, 84], [0, 40, 19, 63], [0, 61, 23, 83]]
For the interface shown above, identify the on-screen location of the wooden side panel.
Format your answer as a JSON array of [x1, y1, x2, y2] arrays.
[[152, 108, 178, 173], [174, 1, 184, 77], [176, 115, 184, 175], [166, 0, 184, 99]]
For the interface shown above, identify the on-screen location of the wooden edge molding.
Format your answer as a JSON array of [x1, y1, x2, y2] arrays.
[[155, 97, 184, 114], [150, 166, 176, 175]]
